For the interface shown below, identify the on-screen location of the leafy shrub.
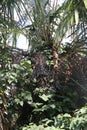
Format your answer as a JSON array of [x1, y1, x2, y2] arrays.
[[20, 106, 87, 130]]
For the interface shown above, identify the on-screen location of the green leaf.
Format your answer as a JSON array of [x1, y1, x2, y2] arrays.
[[50, 104, 56, 109], [49, 79, 54, 83], [14, 98, 20, 104], [39, 94, 49, 101], [35, 103, 43, 106], [70, 16, 74, 26], [20, 101, 24, 106], [75, 9, 79, 25], [83, 0, 87, 9], [21, 60, 31, 68], [24, 92, 33, 101], [63, 113, 71, 118], [23, 60, 31, 65], [21, 60, 33, 74]]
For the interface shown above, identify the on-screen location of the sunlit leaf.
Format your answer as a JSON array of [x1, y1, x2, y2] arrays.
[[39, 94, 49, 101], [83, 0, 87, 9], [75, 9, 79, 25], [20, 101, 24, 106]]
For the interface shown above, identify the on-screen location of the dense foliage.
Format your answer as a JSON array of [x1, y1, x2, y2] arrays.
[[0, 0, 87, 130]]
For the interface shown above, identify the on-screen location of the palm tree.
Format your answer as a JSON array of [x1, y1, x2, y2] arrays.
[[0, 0, 87, 50], [0, 0, 87, 129]]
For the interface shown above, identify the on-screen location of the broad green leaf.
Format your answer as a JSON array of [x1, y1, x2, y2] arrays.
[[63, 113, 71, 118], [24, 92, 32, 101], [21, 60, 33, 73], [39, 94, 49, 101], [21, 60, 31, 67], [14, 98, 20, 104], [50, 104, 56, 109], [83, 0, 87, 9], [20, 101, 24, 106]]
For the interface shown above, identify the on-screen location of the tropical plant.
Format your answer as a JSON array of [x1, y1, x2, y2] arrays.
[[19, 106, 87, 130], [0, 0, 87, 130]]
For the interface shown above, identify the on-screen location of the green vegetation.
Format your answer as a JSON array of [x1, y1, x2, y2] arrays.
[[0, 0, 87, 130]]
